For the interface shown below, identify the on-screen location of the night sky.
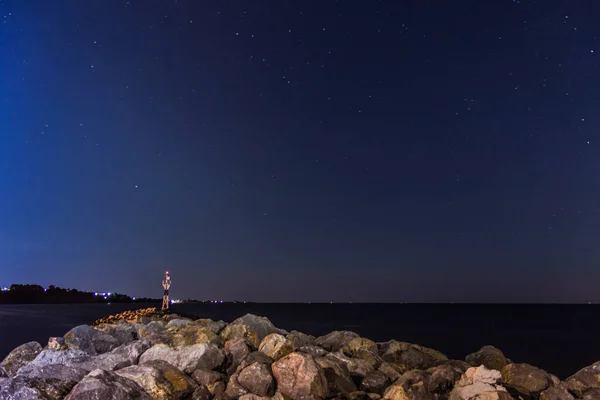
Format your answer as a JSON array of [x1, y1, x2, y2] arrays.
[[1, 1, 599, 303]]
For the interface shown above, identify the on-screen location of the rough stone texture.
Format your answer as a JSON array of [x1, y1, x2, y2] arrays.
[[0, 367, 7, 378], [427, 364, 462, 396], [448, 366, 510, 400], [326, 352, 375, 380], [139, 343, 224, 374], [196, 319, 228, 334], [1, 342, 43, 377], [539, 385, 575, 400], [297, 345, 329, 358], [382, 383, 411, 400], [259, 333, 294, 361], [116, 360, 197, 400], [221, 324, 262, 349], [94, 322, 139, 346], [64, 325, 121, 355], [230, 314, 287, 344], [501, 363, 554, 398], [238, 362, 275, 396], [378, 362, 401, 382], [191, 369, 225, 386], [395, 369, 431, 399], [360, 370, 390, 395], [289, 331, 316, 349], [345, 338, 378, 357], [64, 368, 152, 400], [272, 352, 329, 400], [0, 377, 45, 400], [165, 318, 194, 328], [47, 337, 67, 351], [565, 361, 600, 398], [316, 331, 360, 353], [582, 389, 600, 400], [316, 357, 357, 396], [224, 338, 252, 375], [466, 346, 509, 371], [380, 341, 447, 372], [12, 364, 87, 400], [226, 371, 249, 398], [192, 385, 212, 400], [167, 324, 222, 347]]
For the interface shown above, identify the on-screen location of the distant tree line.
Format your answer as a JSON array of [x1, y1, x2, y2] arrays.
[[0, 284, 160, 304]]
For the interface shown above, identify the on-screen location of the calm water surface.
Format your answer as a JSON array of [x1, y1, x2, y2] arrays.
[[0, 303, 598, 379]]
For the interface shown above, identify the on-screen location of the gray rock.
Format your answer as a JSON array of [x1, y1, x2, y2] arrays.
[[94, 322, 139, 346], [466, 346, 509, 371], [139, 343, 225, 374], [191, 369, 225, 386], [165, 318, 194, 328], [226, 371, 249, 398], [501, 363, 554, 398], [238, 362, 275, 397], [297, 345, 329, 358], [0, 367, 7, 378], [47, 337, 67, 351], [360, 371, 389, 396], [64, 325, 120, 355], [289, 331, 316, 349], [225, 338, 251, 375], [272, 352, 328, 400], [64, 368, 152, 400], [0, 377, 44, 400], [13, 364, 87, 400], [380, 341, 447, 372], [326, 352, 375, 380], [95, 340, 149, 370], [316, 357, 357, 396], [565, 361, 600, 398], [377, 362, 401, 382], [116, 359, 198, 399], [539, 385, 575, 400], [316, 331, 360, 352], [1, 342, 43, 377]]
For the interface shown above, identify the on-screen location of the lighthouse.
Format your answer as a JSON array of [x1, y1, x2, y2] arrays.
[[162, 271, 171, 310]]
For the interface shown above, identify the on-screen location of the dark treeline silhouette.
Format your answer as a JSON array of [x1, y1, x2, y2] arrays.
[[0, 284, 160, 304]]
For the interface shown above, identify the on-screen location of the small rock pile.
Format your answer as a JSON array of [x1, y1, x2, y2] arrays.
[[1, 312, 599, 399]]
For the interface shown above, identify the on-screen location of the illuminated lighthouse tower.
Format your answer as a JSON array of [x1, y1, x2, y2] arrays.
[[162, 271, 171, 310]]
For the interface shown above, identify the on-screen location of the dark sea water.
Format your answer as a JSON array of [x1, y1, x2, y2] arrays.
[[0, 303, 598, 379]]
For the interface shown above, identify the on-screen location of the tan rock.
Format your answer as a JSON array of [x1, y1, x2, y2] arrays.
[[272, 352, 328, 400], [259, 334, 294, 361]]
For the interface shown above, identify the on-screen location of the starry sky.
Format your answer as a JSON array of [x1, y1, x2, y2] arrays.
[[1, 1, 599, 303]]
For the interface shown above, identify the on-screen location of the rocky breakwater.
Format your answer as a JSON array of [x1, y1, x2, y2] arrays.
[[1, 309, 599, 400]]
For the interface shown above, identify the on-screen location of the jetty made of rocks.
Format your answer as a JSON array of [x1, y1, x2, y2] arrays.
[[1, 308, 599, 400]]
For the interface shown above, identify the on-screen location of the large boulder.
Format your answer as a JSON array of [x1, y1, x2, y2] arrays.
[[316, 357, 357, 396], [345, 338, 378, 357], [139, 343, 224, 374], [316, 331, 359, 352], [237, 362, 275, 397], [394, 369, 431, 399], [378, 362, 401, 382], [466, 346, 509, 371], [63, 325, 120, 355], [448, 366, 512, 400], [165, 318, 194, 328], [297, 345, 329, 358], [191, 369, 225, 386], [379, 341, 447, 372], [565, 361, 600, 398], [540, 386, 575, 400], [116, 360, 197, 399], [1, 342, 43, 377], [259, 333, 294, 361], [500, 363, 554, 398], [221, 324, 262, 349], [64, 368, 152, 400], [272, 352, 329, 400]]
